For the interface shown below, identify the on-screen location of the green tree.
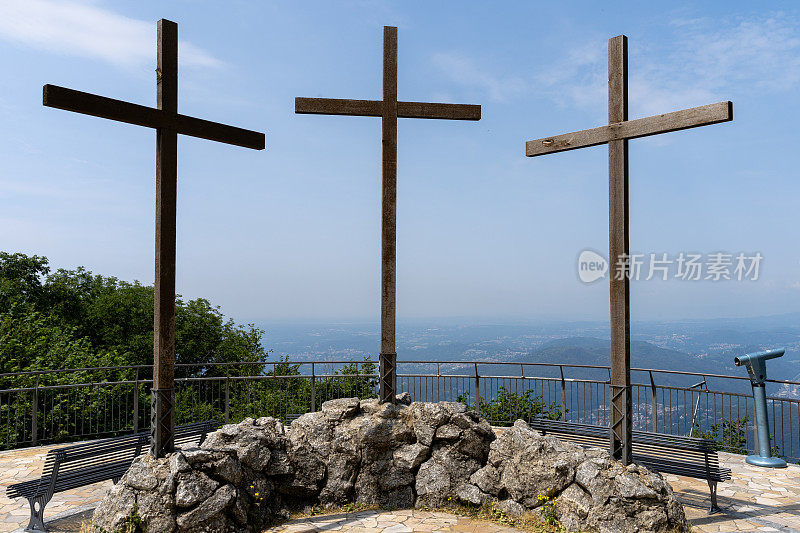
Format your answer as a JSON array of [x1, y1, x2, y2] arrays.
[[0, 252, 269, 378], [0, 252, 271, 447]]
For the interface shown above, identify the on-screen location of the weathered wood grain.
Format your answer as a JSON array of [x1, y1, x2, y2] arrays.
[[176, 115, 264, 150], [153, 18, 178, 457], [526, 101, 732, 156], [44, 85, 264, 150], [295, 97, 383, 117], [397, 101, 480, 120], [380, 26, 398, 404], [607, 34, 632, 465], [295, 98, 480, 121], [44, 84, 164, 129]]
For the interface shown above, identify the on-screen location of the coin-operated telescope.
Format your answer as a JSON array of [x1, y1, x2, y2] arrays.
[[734, 348, 787, 468]]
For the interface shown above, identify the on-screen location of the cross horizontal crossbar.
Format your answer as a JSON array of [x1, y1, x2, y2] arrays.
[[295, 97, 480, 120], [526, 101, 732, 157], [44, 84, 265, 150]]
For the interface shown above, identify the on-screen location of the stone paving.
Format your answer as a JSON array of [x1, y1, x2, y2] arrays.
[[263, 510, 524, 533], [665, 451, 800, 532], [0, 443, 799, 532]]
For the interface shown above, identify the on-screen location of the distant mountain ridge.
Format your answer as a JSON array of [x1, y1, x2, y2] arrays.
[[496, 337, 748, 391]]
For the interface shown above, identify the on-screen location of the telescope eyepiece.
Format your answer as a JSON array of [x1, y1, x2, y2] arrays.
[[734, 356, 743, 367]]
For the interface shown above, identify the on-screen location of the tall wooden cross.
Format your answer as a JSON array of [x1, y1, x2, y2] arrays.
[[525, 35, 732, 464], [43, 19, 265, 457], [296, 26, 480, 404]]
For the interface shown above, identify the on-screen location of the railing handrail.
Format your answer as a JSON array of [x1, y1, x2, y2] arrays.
[[3, 371, 797, 404], [2, 359, 798, 386], [398, 360, 799, 386]]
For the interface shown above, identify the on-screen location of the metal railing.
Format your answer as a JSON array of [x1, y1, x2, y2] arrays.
[[1, 360, 798, 461]]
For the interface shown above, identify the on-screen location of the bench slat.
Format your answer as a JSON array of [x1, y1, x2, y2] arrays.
[[6, 420, 217, 501], [527, 417, 730, 483]]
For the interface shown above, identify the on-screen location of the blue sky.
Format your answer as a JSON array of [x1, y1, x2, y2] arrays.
[[1, 0, 798, 323]]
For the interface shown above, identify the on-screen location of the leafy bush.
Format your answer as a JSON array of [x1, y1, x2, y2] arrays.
[[691, 416, 749, 454], [458, 386, 565, 426]]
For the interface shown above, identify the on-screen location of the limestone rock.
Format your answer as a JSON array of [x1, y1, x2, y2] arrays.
[[126, 457, 159, 491], [321, 397, 360, 420], [92, 483, 138, 532], [395, 391, 412, 405], [176, 484, 236, 530], [467, 419, 687, 532], [175, 471, 218, 508], [91, 401, 687, 533], [496, 498, 525, 518], [393, 442, 429, 470]]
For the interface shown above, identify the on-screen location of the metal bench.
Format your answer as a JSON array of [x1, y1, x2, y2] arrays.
[[527, 417, 731, 512], [7, 420, 217, 532]]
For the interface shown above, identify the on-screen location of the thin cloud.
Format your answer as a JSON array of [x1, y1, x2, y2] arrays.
[[0, 0, 222, 69], [434, 13, 800, 119], [431, 52, 526, 102], [538, 13, 800, 119]]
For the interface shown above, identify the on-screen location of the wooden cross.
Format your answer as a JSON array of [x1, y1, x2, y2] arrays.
[[43, 19, 265, 457], [296, 26, 480, 404], [525, 35, 732, 464]]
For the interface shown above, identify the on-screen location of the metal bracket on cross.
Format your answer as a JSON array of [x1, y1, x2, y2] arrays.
[[610, 384, 632, 464], [150, 387, 175, 457], [379, 352, 397, 404]]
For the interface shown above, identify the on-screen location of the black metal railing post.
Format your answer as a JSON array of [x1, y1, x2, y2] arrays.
[[133, 368, 140, 434], [311, 363, 316, 412], [560, 366, 566, 421], [649, 371, 657, 433], [31, 375, 39, 446], [473, 363, 480, 409], [224, 374, 230, 424]]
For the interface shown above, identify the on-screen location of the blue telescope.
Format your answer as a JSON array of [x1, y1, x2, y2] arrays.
[[734, 348, 787, 468]]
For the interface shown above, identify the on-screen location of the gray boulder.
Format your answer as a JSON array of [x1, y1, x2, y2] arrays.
[[92, 401, 686, 533], [460, 420, 688, 532]]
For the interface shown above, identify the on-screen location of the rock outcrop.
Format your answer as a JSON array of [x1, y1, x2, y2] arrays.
[[462, 420, 687, 532], [92, 398, 687, 532]]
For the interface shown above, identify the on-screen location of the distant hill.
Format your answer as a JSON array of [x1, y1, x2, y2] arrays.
[[510, 337, 750, 392]]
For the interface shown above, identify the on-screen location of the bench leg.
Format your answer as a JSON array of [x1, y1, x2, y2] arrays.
[[24, 496, 47, 532], [707, 480, 721, 514]]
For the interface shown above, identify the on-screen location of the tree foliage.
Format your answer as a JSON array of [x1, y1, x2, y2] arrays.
[[0, 252, 382, 448], [0, 252, 269, 384]]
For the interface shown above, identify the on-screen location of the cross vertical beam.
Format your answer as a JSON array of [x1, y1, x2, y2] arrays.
[[524, 35, 732, 465], [295, 26, 480, 404], [380, 26, 398, 404], [152, 19, 178, 457], [607, 35, 632, 463], [43, 19, 265, 458]]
